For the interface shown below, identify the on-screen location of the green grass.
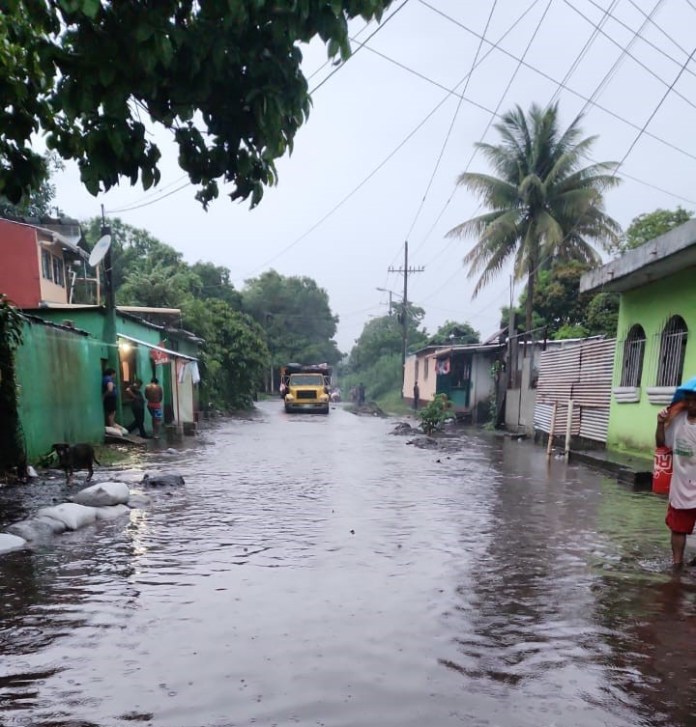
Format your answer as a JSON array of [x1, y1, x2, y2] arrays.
[[94, 444, 142, 468], [376, 389, 415, 417]]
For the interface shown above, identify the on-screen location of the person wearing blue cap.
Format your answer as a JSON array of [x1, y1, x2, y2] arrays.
[[656, 375, 696, 568]]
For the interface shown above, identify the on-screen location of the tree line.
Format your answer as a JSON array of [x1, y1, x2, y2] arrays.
[[79, 218, 342, 410]]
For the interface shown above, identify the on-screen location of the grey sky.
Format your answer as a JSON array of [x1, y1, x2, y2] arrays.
[[52, 0, 696, 352]]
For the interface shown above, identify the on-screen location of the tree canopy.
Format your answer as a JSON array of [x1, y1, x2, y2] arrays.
[[507, 260, 619, 340], [242, 270, 341, 369], [1, 0, 393, 208], [82, 218, 268, 409], [615, 207, 694, 254], [0, 153, 63, 219], [448, 102, 621, 331], [342, 309, 428, 401], [428, 320, 479, 345]]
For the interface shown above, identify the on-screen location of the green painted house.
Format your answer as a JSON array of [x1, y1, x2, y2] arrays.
[[22, 305, 202, 452], [580, 219, 696, 455], [15, 315, 105, 460]]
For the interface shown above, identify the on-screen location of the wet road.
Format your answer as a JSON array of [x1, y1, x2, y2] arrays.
[[1, 401, 696, 726]]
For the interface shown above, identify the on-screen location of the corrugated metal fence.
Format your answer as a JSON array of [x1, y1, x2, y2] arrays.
[[533, 338, 615, 443]]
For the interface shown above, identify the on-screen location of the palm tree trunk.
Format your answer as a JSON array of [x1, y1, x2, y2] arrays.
[[525, 263, 535, 333]]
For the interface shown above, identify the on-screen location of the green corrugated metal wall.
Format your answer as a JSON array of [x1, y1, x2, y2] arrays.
[[15, 319, 105, 460]]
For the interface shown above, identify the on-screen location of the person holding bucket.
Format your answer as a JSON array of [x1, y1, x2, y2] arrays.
[[656, 376, 696, 568]]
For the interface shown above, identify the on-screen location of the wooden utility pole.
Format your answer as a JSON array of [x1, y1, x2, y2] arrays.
[[388, 241, 424, 395]]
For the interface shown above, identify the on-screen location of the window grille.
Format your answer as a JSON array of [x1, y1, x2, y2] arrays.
[[657, 315, 688, 387], [620, 324, 646, 387], [52, 257, 65, 287], [41, 249, 53, 281], [423, 358, 429, 381], [415, 359, 419, 381]]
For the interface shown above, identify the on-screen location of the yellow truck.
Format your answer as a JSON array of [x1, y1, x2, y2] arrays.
[[281, 363, 331, 414]]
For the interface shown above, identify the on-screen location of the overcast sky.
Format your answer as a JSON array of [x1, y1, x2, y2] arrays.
[[52, 0, 696, 352]]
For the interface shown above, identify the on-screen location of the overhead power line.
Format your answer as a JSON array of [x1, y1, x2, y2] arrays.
[[384, 0, 547, 269], [416, 0, 696, 163], [306, 19, 372, 82], [105, 178, 191, 214], [309, 0, 413, 94], [243, 0, 544, 279], [615, 42, 696, 173], [560, 0, 696, 113], [550, 0, 620, 105], [575, 0, 666, 117], [584, 0, 696, 81], [403, 0, 499, 245], [104, 2, 411, 216], [413, 0, 556, 266], [247, 0, 696, 281], [106, 174, 191, 215]]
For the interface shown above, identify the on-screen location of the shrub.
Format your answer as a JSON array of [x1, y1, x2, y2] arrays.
[[419, 394, 449, 435]]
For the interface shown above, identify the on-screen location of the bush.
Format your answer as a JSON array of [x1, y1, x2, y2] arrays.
[[419, 394, 449, 435]]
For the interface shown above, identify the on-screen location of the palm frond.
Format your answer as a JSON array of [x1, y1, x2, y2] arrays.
[[450, 101, 619, 298], [455, 172, 519, 209]]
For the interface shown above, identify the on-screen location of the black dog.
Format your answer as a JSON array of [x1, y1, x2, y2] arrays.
[[52, 443, 101, 484]]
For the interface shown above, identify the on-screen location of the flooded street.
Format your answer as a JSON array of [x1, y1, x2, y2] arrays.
[[2, 401, 696, 726]]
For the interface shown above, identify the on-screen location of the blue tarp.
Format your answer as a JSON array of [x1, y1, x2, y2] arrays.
[[672, 376, 696, 403]]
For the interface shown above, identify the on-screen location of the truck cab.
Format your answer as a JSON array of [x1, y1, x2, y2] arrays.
[[282, 364, 331, 414]]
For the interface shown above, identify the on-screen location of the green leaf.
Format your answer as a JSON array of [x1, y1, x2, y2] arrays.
[[80, 0, 100, 19]]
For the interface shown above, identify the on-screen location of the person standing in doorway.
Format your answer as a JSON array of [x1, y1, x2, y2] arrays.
[[413, 381, 420, 410], [125, 379, 148, 438], [656, 382, 696, 568], [102, 367, 118, 428], [145, 376, 164, 439]]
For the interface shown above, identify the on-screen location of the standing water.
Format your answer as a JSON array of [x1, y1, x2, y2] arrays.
[[1, 402, 695, 726]]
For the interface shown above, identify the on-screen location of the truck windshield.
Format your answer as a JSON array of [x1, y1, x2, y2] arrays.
[[289, 375, 324, 386]]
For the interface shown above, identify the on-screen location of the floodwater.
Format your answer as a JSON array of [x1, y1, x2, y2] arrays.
[[1, 402, 695, 727]]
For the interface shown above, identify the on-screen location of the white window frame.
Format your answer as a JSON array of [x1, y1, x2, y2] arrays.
[[656, 315, 688, 388], [619, 324, 646, 388]]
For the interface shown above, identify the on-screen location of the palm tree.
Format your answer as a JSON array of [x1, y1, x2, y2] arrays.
[[447, 102, 621, 332]]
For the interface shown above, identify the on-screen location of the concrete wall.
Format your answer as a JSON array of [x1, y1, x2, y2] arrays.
[[506, 357, 537, 435], [15, 319, 104, 460], [607, 267, 696, 454], [403, 350, 439, 405], [37, 236, 69, 305], [470, 353, 495, 415]]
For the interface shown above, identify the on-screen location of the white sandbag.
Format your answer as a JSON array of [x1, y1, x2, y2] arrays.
[[6, 519, 56, 544], [105, 425, 124, 437], [127, 493, 151, 509], [72, 481, 130, 507], [27, 465, 39, 479], [0, 533, 27, 554], [35, 516, 67, 534], [37, 503, 97, 531], [95, 504, 131, 521]]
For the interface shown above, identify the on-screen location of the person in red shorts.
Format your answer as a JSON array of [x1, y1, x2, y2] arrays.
[[656, 382, 696, 568]]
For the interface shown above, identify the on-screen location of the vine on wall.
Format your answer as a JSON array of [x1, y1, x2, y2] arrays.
[[0, 295, 25, 476]]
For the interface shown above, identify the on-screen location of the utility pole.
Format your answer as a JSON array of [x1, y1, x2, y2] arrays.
[[388, 241, 424, 396], [101, 204, 114, 311]]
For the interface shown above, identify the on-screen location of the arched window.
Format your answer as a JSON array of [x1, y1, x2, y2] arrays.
[[620, 324, 646, 387], [657, 315, 688, 387]]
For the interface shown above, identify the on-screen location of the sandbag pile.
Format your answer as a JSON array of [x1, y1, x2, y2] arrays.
[[0, 470, 183, 555]]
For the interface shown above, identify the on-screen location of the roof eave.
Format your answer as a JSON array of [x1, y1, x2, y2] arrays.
[[580, 219, 696, 294]]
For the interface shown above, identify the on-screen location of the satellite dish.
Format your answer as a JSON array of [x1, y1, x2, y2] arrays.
[[88, 234, 112, 268]]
